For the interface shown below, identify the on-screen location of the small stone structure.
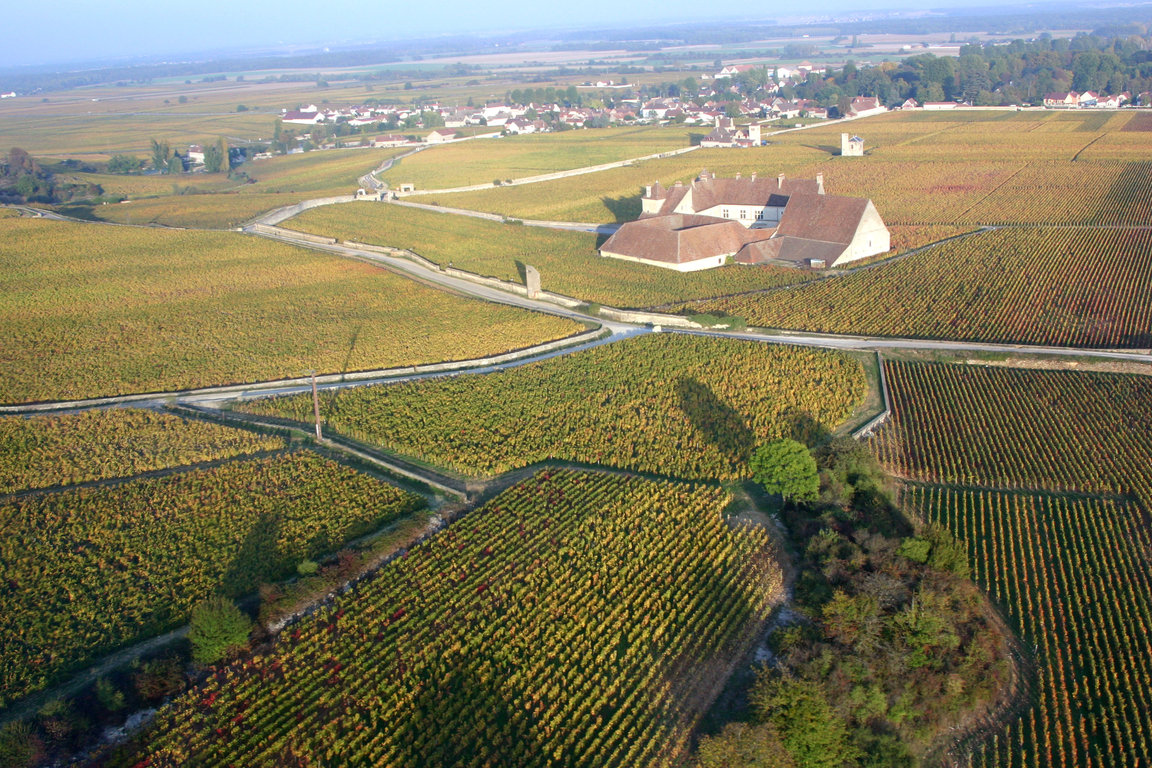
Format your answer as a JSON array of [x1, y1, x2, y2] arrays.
[[841, 133, 864, 157], [524, 264, 541, 299]]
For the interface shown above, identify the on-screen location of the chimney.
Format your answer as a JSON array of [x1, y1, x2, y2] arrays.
[[778, 173, 785, 189], [734, 172, 741, 180], [816, 173, 825, 195], [750, 173, 756, 181], [644, 185, 652, 198]]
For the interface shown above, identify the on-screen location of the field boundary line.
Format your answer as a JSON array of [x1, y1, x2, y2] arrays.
[[952, 164, 1030, 223]]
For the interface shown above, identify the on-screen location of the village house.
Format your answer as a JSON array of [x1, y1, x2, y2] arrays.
[[281, 105, 325, 125], [372, 135, 412, 148], [425, 129, 457, 144], [848, 96, 886, 118], [700, 118, 762, 148], [599, 170, 890, 272]]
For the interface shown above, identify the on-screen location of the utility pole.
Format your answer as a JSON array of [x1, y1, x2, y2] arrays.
[[309, 370, 322, 441]]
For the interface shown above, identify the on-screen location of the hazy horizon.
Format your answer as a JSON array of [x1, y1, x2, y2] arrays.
[[7, 0, 1023, 71]]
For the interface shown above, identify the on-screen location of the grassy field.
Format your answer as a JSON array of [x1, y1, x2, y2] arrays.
[[112, 469, 782, 768], [0, 409, 284, 493], [284, 202, 819, 308], [379, 125, 696, 190], [687, 227, 1152, 349], [0, 217, 582, 403], [239, 334, 866, 482], [0, 451, 424, 710], [873, 360, 1152, 767]]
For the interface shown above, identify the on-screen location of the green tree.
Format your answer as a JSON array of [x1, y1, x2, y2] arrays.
[[203, 143, 223, 173], [217, 137, 230, 173], [695, 722, 796, 768], [750, 439, 819, 502], [167, 153, 183, 175], [107, 154, 142, 174], [188, 597, 252, 665], [751, 675, 859, 768], [149, 138, 170, 172]]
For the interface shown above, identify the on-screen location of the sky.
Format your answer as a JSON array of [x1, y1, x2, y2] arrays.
[[6, 0, 1014, 70]]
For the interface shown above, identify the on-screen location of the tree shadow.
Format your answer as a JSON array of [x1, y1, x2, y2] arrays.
[[220, 513, 284, 598], [782, 407, 832, 447], [688, 132, 707, 146], [676, 378, 755, 464], [600, 193, 641, 224], [340, 322, 363, 377], [513, 259, 528, 284], [391, 649, 541, 767]]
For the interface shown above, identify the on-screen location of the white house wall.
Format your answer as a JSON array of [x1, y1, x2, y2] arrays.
[[837, 202, 890, 265], [695, 204, 783, 227]]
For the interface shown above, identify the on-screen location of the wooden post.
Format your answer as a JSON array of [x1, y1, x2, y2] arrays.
[[310, 370, 322, 441]]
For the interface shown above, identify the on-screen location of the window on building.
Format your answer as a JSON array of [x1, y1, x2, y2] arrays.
[[756, 210, 764, 220], [740, 209, 747, 219], [722, 208, 729, 218]]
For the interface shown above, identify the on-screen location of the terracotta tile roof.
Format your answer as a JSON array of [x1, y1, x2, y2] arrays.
[[775, 193, 869, 245], [736, 236, 845, 266], [600, 215, 752, 265]]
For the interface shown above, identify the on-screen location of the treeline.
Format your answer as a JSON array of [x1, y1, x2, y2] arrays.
[[611, 32, 1152, 109], [0, 149, 101, 204], [792, 34, 1152, 107]]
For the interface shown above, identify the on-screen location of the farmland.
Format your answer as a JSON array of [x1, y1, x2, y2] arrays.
[[874, 360, 1152, 502], [379, 125, 697, 190], [284, 202, 819, 308], [112, 469, 783, 767], [0, 409, 284, 493], [0, 450, 424, 709], [429, 111, 1152, 229], [905, 487, 1152, 768], [688, 227, 1152, 349], [873, 360, 1152, 767], [0, 217, 582, 403], [238, 334, 866, 482]]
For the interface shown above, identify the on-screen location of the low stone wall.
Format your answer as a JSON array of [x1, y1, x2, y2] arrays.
[[250, 223, 337, 245], [253, 195, 357, 227], [342, 241, 693, 323]]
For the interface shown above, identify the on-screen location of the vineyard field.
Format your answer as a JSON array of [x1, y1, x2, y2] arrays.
[[904, 485, 1152, 768], [0, 409, 283, 494], [285, 202, 818, 308], [238, 334, 866, 482], [873, 360, 1152, 767], [430, 111, 1151, 229], [114, 469, 783, 768], [0, 217, 581, 403], [0, 451, 424, 709], [425, 143, 829, 224], [689, 227, 1152, 349], [873, 360, 1152, 502]]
